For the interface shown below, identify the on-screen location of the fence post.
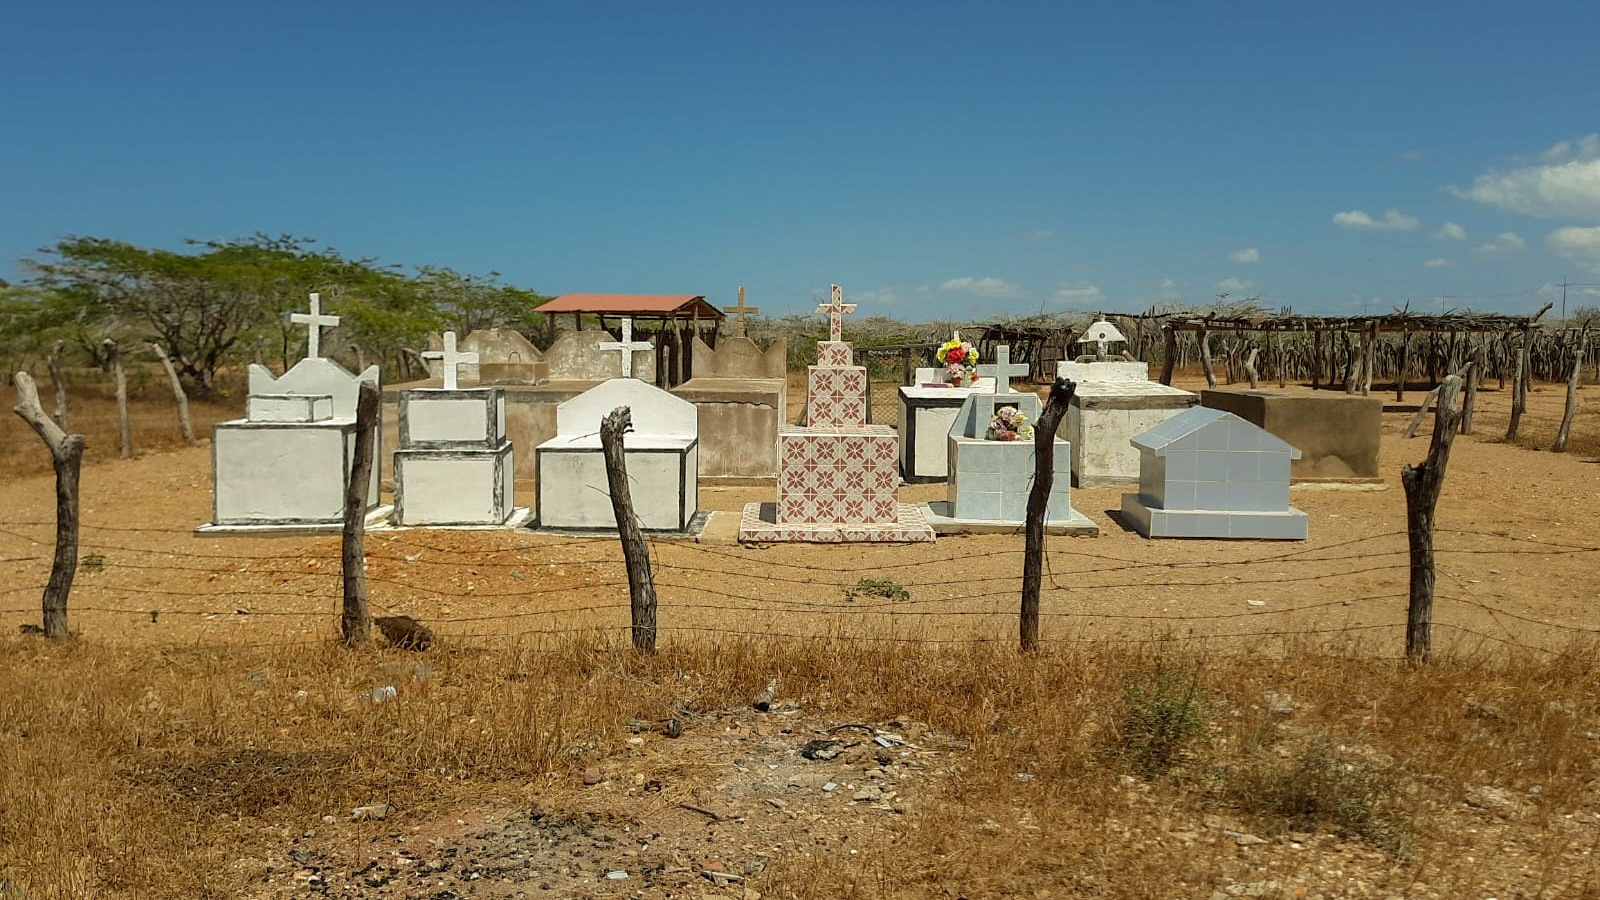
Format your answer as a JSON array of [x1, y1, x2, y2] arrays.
[[1021, 377, 1076, 651], [1401, 373, 1464, 662], [1506, 338, 1527, 442], [48, 339, 68, 429], [1552, 336, 1585, 453], [600, 406, 658, 653], [1198, 329, 1218, 388], [11, 372, 83, 639], [103, 339, 131, 458], [1460, 344, 1483, 434], [1159, 324, 1177, 386], [146, 342, 195, 445], [340, 381, 379, 646]]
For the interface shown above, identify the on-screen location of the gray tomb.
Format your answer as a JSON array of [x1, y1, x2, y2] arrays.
[[392, 333, 519, 526], [1120, 406, 1307, 540]]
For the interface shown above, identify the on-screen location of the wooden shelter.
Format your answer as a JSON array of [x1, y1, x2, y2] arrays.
[[540, 294, 724, 387]]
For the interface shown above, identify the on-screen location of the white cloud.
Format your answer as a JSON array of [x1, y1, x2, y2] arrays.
[[1424, 257, 1452, 269], [1052, 281, 1105, 305], [1548, 225, 1600, 259], [1401, 148, 1425, 162], [1228, 247, 1260, 263], [1021, 229, 1056, 241], [1157, 277, 1178, 291], [853, 288, 898, 305], [941, 276, 1022, 299], [1333, 208, 1420, 231], [1432, 222, 1468, 241], [1216, 277, 1255, 293], [1473, 231, 1526, 255], [1451, 134, 1600, 218]]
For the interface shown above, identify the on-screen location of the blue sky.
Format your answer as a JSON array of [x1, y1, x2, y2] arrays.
[[4, 0, 1599, 320]]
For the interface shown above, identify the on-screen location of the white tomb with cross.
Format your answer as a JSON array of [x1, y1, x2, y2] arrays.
[[391, 331, 521, 526], [924, 345, 1095, 533], [205, 294, 384, 530], [597, 318, 654, 379], [1057, 318, 1149, 382], [533, 377, 700, 533]]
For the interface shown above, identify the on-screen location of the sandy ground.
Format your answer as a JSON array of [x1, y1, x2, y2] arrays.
[[1, 375, 1596, 655]]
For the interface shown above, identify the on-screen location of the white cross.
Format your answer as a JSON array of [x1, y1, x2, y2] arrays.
[[422, 331, 478, 391], [976, 344, 1029, 394], [598, 318, 653, 378], [723, 285, 760, 338], [290, 293, 340, 359], [815, 284, 856, 342]]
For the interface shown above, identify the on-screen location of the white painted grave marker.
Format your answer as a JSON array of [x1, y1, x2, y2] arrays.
[[289, 293, 340, 359], [422, 331, 479, 391], [597, 318, 653, 378], [976, 344, 1029, 394]]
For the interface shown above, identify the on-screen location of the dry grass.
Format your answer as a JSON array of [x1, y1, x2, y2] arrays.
[[3, 632, 1599, 898]]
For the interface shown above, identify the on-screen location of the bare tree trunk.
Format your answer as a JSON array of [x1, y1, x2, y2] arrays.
[[1361, 326, 1376, 395], [1021, 378, 1075, 651], [1506, 341, 1527, 442], [600, 406, 658, 652], [1159, 325, 1177, 386], [1552, 341, 1585, 453], [1244, 347, 1260, 389], [1461, 344, 1483, 435], [102, 339, 131, 458], [1312, 329, 1323, 390], [48, 340, 68, 430], [1402, 373, 1464, 662], [146, 343, 195, 445], [1199, 329, 1217, 388], [1276, 333, 1287, 388], [1343, 332, 1360, 394], [340, 382, 380, 646], [11, 372, 83, 639], [1396, 333, 1412, 401]]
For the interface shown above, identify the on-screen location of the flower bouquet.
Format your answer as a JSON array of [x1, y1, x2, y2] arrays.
[[937, 336, 979, 386], [985, 406, 1034, 442]]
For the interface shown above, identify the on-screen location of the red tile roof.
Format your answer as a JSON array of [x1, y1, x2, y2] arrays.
[[540, 294, 721, 318]]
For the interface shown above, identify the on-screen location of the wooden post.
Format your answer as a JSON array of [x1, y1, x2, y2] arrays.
[[1312, 328, 1323, 390], [1343, 332, 1360, 394], [1275, 333, 1287, 388], [47, 339, 68, 430], [902, 347, 913, 386], [1552, 338, 1585, 453], [11, 372, 83, 639], [1461, 344, 1483, 435], [1021, 377, 1076, 651], [752, 677, 779, 712], [1401, 373, 1464, 662], [1159, 324, 1177, 386], [600, 406, 658, 653], [340, 381, 379, 646], [1361, 325, 1376, 396], [1506, 338, 1527, 442], [1243, 347, 1260, 388], [103, 339, 131, 458], [146, 343, 195, 445], [1396, 333, 1412, 401], [1198, 329, 1217, 388]]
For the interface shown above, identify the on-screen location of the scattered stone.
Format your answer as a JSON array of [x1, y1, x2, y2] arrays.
[[351, 803, 389, 821], [1224, 881, 1282, 897], [1465, 698, 1505, 721], [374, 615, 434, 650], [1015, 772, 1035, 782], [852, 786, 883, 802], [1246, 599, 1267, 607], [1265, 690, 1297, 716], [1466, 784, 1527, 816], [663, 718, 684, 738], [583, 767, 602, 785], [17, 624, 43, 636], [1224, 830, 1266, 846], [605, 870, 628, 880], [321, 815, 336, 825], [800, 739, 844, 761], [822, 782, 838, 792]]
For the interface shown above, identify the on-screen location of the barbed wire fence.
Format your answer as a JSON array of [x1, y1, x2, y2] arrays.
[[4, 377, 1597, 660]]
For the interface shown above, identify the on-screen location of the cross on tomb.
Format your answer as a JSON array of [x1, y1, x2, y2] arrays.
[[598, 317, 653, 378], [976, 344, 1029, 394], [422, 331, 479, 391], [819, 283, 857, 339], [290, 293, 341, 359], [722, 285, 760, 338]]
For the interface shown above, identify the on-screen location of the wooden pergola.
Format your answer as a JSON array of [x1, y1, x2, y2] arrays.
[[539, 294, 725, 387]]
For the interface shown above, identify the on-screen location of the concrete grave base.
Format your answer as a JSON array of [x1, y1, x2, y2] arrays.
[[1064, 381, 1199, 487], [372, 508, 534, 532], [1119, 493, 1307, 540], [737, 502, 935, 543], [1200, 388, 1383, 482], [531, 509, 712, 539], [196, 505, 394, 535], [212, 419, 380, 526], [920, 500, 1099, 536], [898, 384, 990, 483], [535, 439, 699, 532], [393, 444, 517, 526]]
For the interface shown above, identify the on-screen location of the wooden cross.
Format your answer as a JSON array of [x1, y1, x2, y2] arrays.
[[977, 344, 1029, 394], [598, 317, 653, 378], [815, 284, 856, 342], [290, 293, 340, 359], [722, 285, 760, 338], [422, 331, 478, 390]]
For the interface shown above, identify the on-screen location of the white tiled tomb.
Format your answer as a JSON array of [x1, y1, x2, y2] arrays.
[[1120, 406, 1307, 540]]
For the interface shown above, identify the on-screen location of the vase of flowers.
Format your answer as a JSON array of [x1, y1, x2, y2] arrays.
[[937, 336, 979, 386], [985, 406, 1034, 442]]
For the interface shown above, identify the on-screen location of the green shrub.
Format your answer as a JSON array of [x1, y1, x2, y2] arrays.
[[1110, 660, 1207, 778], [1228, 740, 1411, 855]]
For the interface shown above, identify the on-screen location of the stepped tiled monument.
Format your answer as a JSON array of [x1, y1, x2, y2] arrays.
[[739, 286, 934, 542], [391, 332, 524, 527], [204, 294, 383, 531]]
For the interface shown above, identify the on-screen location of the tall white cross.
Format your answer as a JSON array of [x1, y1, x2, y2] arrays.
[[290, 293, 340, 359], [816, 284, 856, 342], [976, 344, 1029, 394], [598, 318, 652, 378], [723, 285, 760, 338], [422, 331, 478, 391]]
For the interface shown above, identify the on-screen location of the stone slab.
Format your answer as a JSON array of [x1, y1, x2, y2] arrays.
[[1200, 388, 1382, 481], [1064, 382, 1199, 487], [248, 393, 334, 423], [535, 440, 698, 532], [1120, 493, 1308, 540], [1058, 360, 1149, 382], [371, 508, 534, 532], [393, 444, 516, 526], [211, 419, 379, 526], [674, 377, 786, 479], [737, 502, 935, 543], [197, 505, 394, 535], [399, 388, 507, 449], [921, 501, 1100, 536]]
